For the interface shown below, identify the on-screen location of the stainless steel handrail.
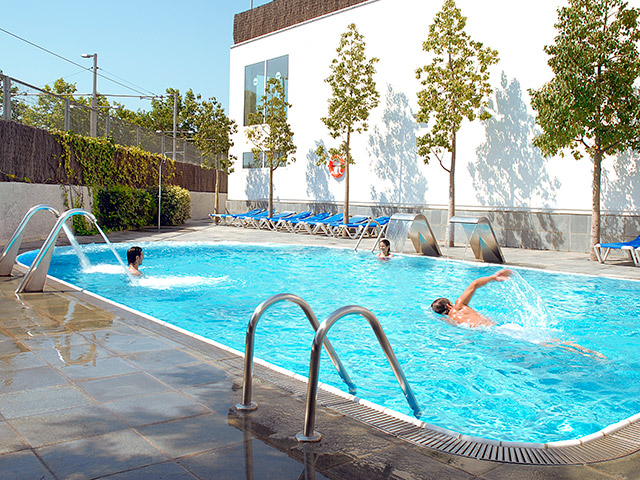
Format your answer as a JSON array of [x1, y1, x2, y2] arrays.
[[353, 218, 385, 253], [16, 209, 97, 293], [0, 204, 60, 276], [236, 293, 356, 412], [296, 305, 422, 442]]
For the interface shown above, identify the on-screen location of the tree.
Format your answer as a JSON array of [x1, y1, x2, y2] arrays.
[[246, 77, 296, 217], [316, 23, 379, 224], [193, 98, 238, 216], [529, 0, 640, 259], [416, 0, 499, 246]]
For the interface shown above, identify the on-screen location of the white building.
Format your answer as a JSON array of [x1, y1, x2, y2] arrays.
[[228, 0, 640, 252]]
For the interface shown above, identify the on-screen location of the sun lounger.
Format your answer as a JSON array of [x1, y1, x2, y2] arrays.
[[285, 212, 331, 233], [272, 211, 311, 231], [240, 210, 276, 228], [210, 208, 262, 225], [256, 211, 296, 230], [307, 213, 345, 235], [331, 215, 377, 238], [594, 234, 640, 265], [295, 213, 341, 234]]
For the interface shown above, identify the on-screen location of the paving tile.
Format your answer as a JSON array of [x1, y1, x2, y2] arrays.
[[0, 349, 47, 371], [37, 429, 167, 480], [0, 421, 27, 454], [93, 460, 194, 479], [0, 365, 67, 394], [178, 438, 332, 480], [149, 362, 230, 389], [103, 391, 210, 427], [137, 413, 244, 457], [0, 384, 92, 419], [78, 372, 169, 403], [36, 341, 115, 367], [9, 405, 128, 448], [0, 449, 55, 480], [54, 355, 140, 381], [16, 332, 92, 352], [92, 332, 174, 355], [123, 348, 201, 372], [479, 463, 615, 480]]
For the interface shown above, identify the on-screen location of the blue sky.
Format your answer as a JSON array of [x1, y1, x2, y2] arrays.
[[0, 0, 273, 112]]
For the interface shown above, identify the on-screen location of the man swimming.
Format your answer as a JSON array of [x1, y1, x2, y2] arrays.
[[431, 269, 511, 327], [127, 246, 144, 276], [431, 269, 605, 358]]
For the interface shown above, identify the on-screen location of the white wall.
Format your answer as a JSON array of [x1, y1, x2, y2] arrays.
[[228, 0, 640, 215]]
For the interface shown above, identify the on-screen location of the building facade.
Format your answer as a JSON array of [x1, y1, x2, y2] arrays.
[[228, 0, 640, 252]]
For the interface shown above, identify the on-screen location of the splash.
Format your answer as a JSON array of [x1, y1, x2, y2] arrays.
[[501, 270, 554, 329], [134, 275, 229, 290]]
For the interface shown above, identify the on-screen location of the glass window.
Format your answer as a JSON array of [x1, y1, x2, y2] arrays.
[[266, 55, 288, 106], [242, 151, 264, 168], [244, 61, 265, 126]]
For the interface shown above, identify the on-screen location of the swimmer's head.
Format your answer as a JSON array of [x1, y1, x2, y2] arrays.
[[380, 239, 391, 255], [127, 246, 143, 266], [431, 297, 452, 315]]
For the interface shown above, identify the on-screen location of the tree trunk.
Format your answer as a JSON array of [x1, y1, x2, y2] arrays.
[[446, 130, 457, 247], [213, 167, 220, 224], [268, 163, 274, 219], [344, 128, 351, 225], [590, 143, 602, 261]]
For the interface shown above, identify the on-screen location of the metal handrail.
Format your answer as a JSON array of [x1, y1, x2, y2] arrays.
[[0, 204, 60, 276], [353, 217, 386, 253], [296, 305, 422, 442], [236, 293, 356, 412]]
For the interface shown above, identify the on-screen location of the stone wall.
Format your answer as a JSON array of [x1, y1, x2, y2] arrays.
[[234, 0, 369, 44]]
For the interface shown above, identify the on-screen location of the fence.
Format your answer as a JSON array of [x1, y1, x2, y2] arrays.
[[0, 75, 206, 166]]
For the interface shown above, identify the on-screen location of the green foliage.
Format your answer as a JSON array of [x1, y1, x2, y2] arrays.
[[94, 186, 154, 232], [316, 23, 379, 166], [415, 0, 499, 163], [194, 97, 238, 174], [246, 77, 296, 216], [149, 184, 191, 226], [529, 0, 640, 160]]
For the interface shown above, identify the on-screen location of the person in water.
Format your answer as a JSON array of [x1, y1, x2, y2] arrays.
[[127, 246, 144, 276], [431, 269, 605, 359], [378, 239, 393, 259]]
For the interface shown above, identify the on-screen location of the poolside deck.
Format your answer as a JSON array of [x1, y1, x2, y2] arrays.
[[2, 219, 640, 480]]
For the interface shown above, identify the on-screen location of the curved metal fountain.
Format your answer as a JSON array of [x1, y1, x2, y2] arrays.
[[16, 208, 131, 293], [0, 204, 61, 276]]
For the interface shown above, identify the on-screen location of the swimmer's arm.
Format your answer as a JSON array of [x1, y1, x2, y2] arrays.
[[455, 269, 512, 307]]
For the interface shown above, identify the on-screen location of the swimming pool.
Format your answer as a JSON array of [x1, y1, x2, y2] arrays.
[[18, 241, 640, 443]]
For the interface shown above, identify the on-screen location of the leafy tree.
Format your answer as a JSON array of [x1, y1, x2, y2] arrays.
[[529, 0, 640, 258], [315, 23, 379, 224], [193, 97, 238, 216], [246, 77, 296, 218], [416, 0, 499, 246], [133, 88, 201, 137]]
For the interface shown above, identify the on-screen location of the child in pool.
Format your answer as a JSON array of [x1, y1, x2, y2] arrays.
[[378, 239, 393, 259], [127, 246, 144, 276]]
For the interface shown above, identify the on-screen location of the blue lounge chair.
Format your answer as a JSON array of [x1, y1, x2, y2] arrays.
[[594, 234, 640, 265], [302, 213, 343, 234], [287, 212, 331, 233], [209, 208, 262, 225], [256, 211, 296, 230], [357, 215, 391, 238], [328, 215, 370, 237], [239, 210, 276, 228], [272, 211, 311, 231]]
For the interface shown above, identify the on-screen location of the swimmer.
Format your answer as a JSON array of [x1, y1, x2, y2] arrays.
[[431, 269, 605, 359], [378, 239, 393, 259], [127, 246, 144, 276]]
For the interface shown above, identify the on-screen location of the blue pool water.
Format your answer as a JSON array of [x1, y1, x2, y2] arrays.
[[18, 241, 640, 443]]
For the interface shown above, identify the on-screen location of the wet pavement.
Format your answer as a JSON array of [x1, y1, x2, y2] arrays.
[[1, 219, 640, 479]]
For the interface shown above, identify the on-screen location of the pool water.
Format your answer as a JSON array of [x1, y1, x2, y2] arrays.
[[18, 242, 640, 443]]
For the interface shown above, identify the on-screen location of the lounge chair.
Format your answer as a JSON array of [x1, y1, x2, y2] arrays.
[[356, 216, 391, 239], [294, 213, 340, 234], [302, 213, 343, 234], [331, 215, 378, 238], [594, 234, 640, 265], [239, 210, 276, 228], [209, 208, 262, 225], [285, 212, 331, 233], [256, 211, 296, 230], [272, 211, 312, 231]]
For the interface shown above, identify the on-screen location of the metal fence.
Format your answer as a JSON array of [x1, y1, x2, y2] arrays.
[[1, 75, 205, 166]]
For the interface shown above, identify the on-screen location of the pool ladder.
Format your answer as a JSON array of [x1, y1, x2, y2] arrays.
[[236, 294, 422, 443]]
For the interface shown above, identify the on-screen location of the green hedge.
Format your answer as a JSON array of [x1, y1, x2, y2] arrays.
[[94, 186, 154, 232], [149, 184, 191, 226]]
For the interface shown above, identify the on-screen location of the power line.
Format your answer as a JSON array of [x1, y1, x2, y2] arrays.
[[0, 26, 158, 98]]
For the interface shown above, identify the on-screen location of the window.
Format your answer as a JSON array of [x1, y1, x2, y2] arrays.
[[243, 151, 264, 169], [244, 55, 288, 126]]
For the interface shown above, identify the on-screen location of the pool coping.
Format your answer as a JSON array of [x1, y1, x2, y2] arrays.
[[18, 261, 640, 467]]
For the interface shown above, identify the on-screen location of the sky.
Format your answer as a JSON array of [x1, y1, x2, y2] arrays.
[[0, 0, 273, 113]]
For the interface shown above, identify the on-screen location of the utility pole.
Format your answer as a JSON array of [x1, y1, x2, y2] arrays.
[[172, 92, 177, 161], [81, 53, 98, 137]]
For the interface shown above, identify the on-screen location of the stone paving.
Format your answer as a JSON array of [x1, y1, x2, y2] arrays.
[[1, 218, 640, 479]]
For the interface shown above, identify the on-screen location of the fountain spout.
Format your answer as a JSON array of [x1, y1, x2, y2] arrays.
[[0, 204, 61, 276], [17, 209, 98, 293]]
